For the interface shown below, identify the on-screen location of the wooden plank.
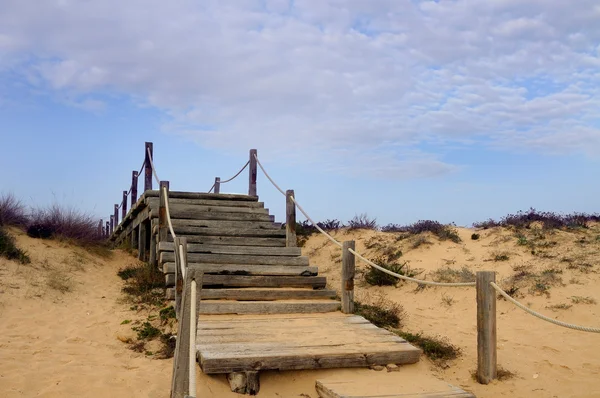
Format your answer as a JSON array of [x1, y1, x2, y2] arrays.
[[315, 380, 475, 398], [146, 199, 268, 214], [201, 275, 327, 289], [160, 252, 310, 266], [146, 197, 265, 208], [476, 271, 497, 384], [341, 241, 355, 314], [146, 191, 258, 201], [166, 235, 286, 247], [155, 208, 272, 222], [171, 226, 286, 237], [159, 242, 301, 256], [200, 288, 338, 301], [165, 219, 280, 229], [163, 263, 318, 276], [199, 300, 340, 315]]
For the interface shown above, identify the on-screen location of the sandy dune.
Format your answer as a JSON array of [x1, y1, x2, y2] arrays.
[[1, 225, 599, 397]]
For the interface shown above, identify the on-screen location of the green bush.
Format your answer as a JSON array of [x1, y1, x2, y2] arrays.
[[364, 256, 414, 286]]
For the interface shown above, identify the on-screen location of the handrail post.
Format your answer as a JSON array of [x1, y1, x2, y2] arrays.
[[131, 170, 138, 206], [477, 271, 497, 384], [249, 149, 257, 197], [109, 215, 114, 235], [114, 204, 119, 227], [98, 219, 103, 238], [122, 190, 128, 220], [285, 190, 296, 247], [214, 177, 220, 194], [144, 142, 153, 192], [174, 237, 183, 317], [158, 181, 170, 246], [342, 241, 356, 314], [106, 221, 110, 237]]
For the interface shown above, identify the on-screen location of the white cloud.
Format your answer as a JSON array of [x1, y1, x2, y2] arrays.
[[0, 0, 599, 177]]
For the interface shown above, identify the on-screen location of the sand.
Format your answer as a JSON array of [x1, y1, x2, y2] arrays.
[[1, 225, 599, 397]]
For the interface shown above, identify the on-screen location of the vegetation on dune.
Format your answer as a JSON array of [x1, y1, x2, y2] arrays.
[[354, 300, 405, 329], [473, 208, 600, 230], [0, 193, 29, 227], [348, 213, 378, 230], [383, 220, 462, 243], [364, 255, 415, 286], [118, 262, 165, 307], [430, 266, 475, 284], [392, 330, 461, 363], [0, 227, 30, 264]]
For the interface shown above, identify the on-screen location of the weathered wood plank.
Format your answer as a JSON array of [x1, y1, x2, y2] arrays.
[[159, 242, 301, 256], [163, 219, 280, 230], [166, 235, 286, 247], [146, 198, 267, 214], [202, 275, 327, 289], [199, 300, 340, 315], [145, 191, 258, 201], [315, 380, 476, 398], [163, 263, 318, 276], [171, 226, 286, 237], [152, 208, 272, 222], [160, 252, 310, 266], [150, 197, 265, 208], [200, 288, 338, 301]]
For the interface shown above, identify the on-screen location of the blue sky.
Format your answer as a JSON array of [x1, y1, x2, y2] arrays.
[[1, 0, 599, 227]]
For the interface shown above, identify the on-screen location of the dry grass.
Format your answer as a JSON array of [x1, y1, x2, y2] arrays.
[[431, 266, 475, 284], [46, 270, 74, 293], [0, 193, 28, 227]]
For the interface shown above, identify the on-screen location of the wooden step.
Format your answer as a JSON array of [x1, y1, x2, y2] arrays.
[[160, 252, 310, 266], [199, 300, 341, 315], [166, 235, 286, 247], [197, 313, 421, 374], [202, 275, 327, 289], [144, 191, 258, 201], [146, 197, 265, 208], [171, 226, 286, 237], [151, 209, 272, 222], [158, 242, 300, 256], [201, 288, 338, 301], [146, 198, 269, 215], [169, 219, 280, 229], [315, 379, 475, 398], [163, 263, 318, 276]]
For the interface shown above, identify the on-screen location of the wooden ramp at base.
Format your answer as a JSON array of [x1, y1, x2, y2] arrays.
[[316, 379, 475, 398], [196, 313, 421, 374]]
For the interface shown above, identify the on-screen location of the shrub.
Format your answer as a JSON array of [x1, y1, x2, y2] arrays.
[[471, 233, 480, 240], [348, 213, 378, 230], [364, 256, 414, 286], [0, 228, 30, 264], [387, 220, 462, 243], [354, 301, 404, 328], [316, 219, 344, 231], [474, 208, 600, 230], [393, 331, 460, 362], [28, 204, 104, 245], [132, 321, 161, 340], [431, 266, 475, 284], [0, 193, 28, 227], [120, 262, 165, 306]]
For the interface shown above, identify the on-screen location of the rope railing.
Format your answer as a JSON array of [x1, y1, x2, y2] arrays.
[[491, 282, 600, 333], [208, 160, 251, 193], [254, 153, 474, 287]]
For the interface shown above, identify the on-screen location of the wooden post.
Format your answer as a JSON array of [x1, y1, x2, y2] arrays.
[[214, 177, 220, 194], [249, 149, 257, 197], [138, 221, 148, 261], [144, 142, 153, 192], [286, 190, 296, 247], [131, 170, 138, 206], [98, 219, 103, 238], [122, 190, 128, 220], [105, 221, 110, 237], [477, 271, 497, 384], [170, 267, 203, 398], [158, 181, 170, 245], [150, 219, 158, 268], [131, 226, 138, 250], [113, 204, 119, 227], [342, 241, 356, 314], [109, 215, 114, 235]]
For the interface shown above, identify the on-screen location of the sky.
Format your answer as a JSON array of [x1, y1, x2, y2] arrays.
[[0, 0, 599, 227]]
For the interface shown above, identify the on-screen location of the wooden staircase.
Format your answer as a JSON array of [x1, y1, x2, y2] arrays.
[[152, 191, 341, 315]]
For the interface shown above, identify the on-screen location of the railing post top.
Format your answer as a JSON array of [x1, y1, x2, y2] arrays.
[[286, 189, 294, 196], [145, 141, 153, 149], [250, 148, 257, 155], [133, 170, 138, 177], [159, 180, 170, 189], [114, 204, 118, 209]]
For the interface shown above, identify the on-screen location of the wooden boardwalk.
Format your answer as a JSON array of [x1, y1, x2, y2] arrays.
[[110, 188, 472, 396]]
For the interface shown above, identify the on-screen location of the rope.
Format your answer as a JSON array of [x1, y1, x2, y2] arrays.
[[138, 159, 145, 175], [254, 155, 286, 196], [207, 183, 216, 193], [490, 282, 600, 333], [254, 154, 474, 287], [350, 248, 475, 287]]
